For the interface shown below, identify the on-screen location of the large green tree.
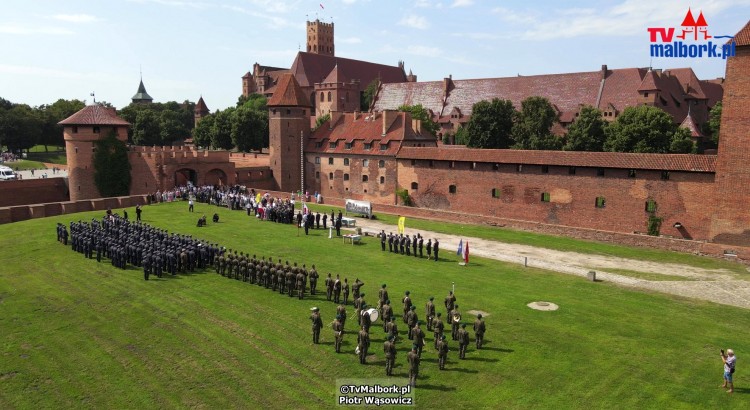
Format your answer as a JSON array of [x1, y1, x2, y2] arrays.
[[463, 98, 515, 148], [604, 105, 687, 153], [132, 110, 161, 146], [512, 96, 561, 150], [93, 131, 131, 197], [159, 109, 188, 145], [0, 104, 42, 152], [231, 106, 267, 152], [38, 99, 85, 150], [192, 114, 215, 148], [397, 104, 439, 136], [563, 106, 608, 151], [707, 101, 722, 145], [211, 108, 234, 150], [361, 79, 379, 111]]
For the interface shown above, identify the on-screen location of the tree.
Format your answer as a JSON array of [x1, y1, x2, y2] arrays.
[[240, 94, 268, 112], [132, 110, 161, 146], [454, 126, 469, 145], [707, 101, 722, 145], [37, 99, 85, 150], [192, 114, 215, 148], [669, 127, 695, 153], [464, 98, 515, 149], [604, 105, 680, 153], [361, 79, 379, 111], [211, 108, 234, 150], [563, 106, 607, 151], [314, 113, 331, 131], [231, 106, 267, 152], [397, 104, 439, 136], [159, 109, 188, 144], [93, 131, 131, 197], [512, 96, 561, 150], [0, 104, 42, 152]]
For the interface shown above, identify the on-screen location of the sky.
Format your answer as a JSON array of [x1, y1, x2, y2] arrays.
[[1, 0, 749, 111]]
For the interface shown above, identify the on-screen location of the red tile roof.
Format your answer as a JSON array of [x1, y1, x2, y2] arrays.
[[289, 52, 406, 89], [396, 147, 716, 172], [307, 111, 436, 156], [268, 74, 311, 107], [733, 19, 750, 46], [195, 96, 209, 114], [58, 105, 131, 126], [680, 112, 703, 137], [321, 64, 348, 84]]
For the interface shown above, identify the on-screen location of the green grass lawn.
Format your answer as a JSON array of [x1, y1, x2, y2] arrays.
[[26, 151, 67, 165], [0, 202, 748, 409], [4, 159, 49, 170]]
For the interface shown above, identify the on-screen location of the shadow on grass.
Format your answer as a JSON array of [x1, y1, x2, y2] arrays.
[[475, 346, 512, 353], [730, 387, 750, 394], [463, 356, 499, 363], [442, 366, 479, 374], [417, 383, 457, 392]]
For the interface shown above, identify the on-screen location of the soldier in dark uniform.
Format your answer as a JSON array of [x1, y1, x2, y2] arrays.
[[407, 344, 420, 387], [437, 335, 449, 370], [425, 297, 436, 332], [342, 278, 350, 305], [325, 273, 333, 301], [388, 233, 394, 252], [426, 239, 432, 260], [433, 239, 440, 261], [357, 325, 370, 365], [322, 212, 328, 229], [385, 316, 398, 342], [407, 306, 418, 340], [418, 235, 424, 258], [332, 314, 344, 353], [355, 293, 366, 326], [380, 230, 386, 251], [451, 304, 461, 341], [309, 265, 318, 295], [381, 299, 393, 332], [433, 312, 444, 349], [335, 215, 342, 237], [336, 304, 347, 328], [384, 335, 396, 376], [361, 303, 372, 333], [402, 291, 412, 323], [352, 278, 364, 300], [445, 291, 456, 312], [458, 323, 469, 359], [333, 275, 342, 304], [377, 284, 388, 313], [310, 307, 323, 344], [412, 234, 418, 257], [296, 269, 306, 299], [473, 314, 486, 349], [399, 235, 406, 255]]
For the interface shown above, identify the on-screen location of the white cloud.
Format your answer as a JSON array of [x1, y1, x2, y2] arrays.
[[220, 5, 293, 29], [406, 45, 441, 57], [339, 37, 362, 44], [491, 7, 538, 25], [0, 24, 74, 35], [415, 0, 443, 8], [51, 14, 101, 23], [451, 32, 506, 40], [126, 0, 211, 9], [398, 15, 429, 30], [451, 0, 473, 7]]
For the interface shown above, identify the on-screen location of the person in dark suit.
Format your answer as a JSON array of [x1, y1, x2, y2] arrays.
[[315, 212, 321, 229], [433, 239, 440, 261]]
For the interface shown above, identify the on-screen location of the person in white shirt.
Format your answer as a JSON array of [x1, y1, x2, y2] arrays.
[[721, 348, 736, 393]]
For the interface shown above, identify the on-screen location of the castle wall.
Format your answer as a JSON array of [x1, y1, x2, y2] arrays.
[[307, 153, 398, 203], [0, 178, 69, 207], [64, 125, 128, 201]]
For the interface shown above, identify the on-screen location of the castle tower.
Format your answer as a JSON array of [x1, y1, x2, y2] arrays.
[[194, 96, 210, 127], [710, 22, 750, 245], [307, 19, 334, 56], [59, 105, 130, 201], [131, 77, 154, 104], [314, 64, 360, 117], [268, 73, 311, 192]]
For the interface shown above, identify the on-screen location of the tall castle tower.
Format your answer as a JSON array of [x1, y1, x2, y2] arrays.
[[710, 22, 750, 245], [194, 96, 210, 127], [268, 73, 311, 192], [59, 105, 131, 201], [307, 19, 334, 56]]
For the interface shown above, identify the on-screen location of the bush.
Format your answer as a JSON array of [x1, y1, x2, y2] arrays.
[[396, 188, 413, 207], [93, 131, 131, 197], [647, 215, 663, 236]]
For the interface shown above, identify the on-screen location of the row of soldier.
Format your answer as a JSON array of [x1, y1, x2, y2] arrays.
[[215, 252, 320, 299], [380, 230, 440, 261]]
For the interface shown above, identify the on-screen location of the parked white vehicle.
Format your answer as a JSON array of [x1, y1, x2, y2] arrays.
[[0, 165, 18, 181]]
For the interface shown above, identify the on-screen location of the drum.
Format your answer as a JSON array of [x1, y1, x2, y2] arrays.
[[364, 308, 379, 322]]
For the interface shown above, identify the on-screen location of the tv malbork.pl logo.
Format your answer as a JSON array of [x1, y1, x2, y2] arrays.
[[648, 8, 736, 59]]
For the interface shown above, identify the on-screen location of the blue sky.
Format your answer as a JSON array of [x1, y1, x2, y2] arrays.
[[1, 0, 748, 111]]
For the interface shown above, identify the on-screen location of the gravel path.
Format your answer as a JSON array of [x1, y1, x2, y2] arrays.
[[349, 217, 750, 309]]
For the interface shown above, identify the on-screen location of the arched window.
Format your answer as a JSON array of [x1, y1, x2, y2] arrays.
[[378, 160, 385, 168], [344, 173, 350, 181], [362, 175, 369, 182], [320, 92, 325, 102], [329, 172, 333, 179], [327, 92, 332, 102], [411, 182, 419, 190]]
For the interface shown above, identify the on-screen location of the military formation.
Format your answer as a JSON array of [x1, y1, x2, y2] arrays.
[[381, 230, 440, 261]]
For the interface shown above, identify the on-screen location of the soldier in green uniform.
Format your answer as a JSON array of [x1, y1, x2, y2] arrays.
[[413, 320, 425, 358], [296, 269, 306, 299], [437, 335, 449, 370], [383, 335, 396, 376], [402, 291, 412, 324], [352, 278, 364, 300], [361, 303, 372, 333], [332, 314, 344, 353], [355, 293, 366, 326], [311, 307, 323, 344], [378, 284, 389, 314], [473, 314, 486, 349], [425, 297, 436, 332], [286, 265, 295, 297], [342, 278, 350, 305], [432, 312, 445, 349], [325, 273, 333, 301], [407, 344, 420, 387], [381, 299, 393, 332], [385, 316, 398, 342], [444, 290, 456, 312], [336, 304, 347, 328], [451, 304, 461, 341], [309, 265, 319, 295], [357, 325, 370, 365], [457, 323, 469, 359]]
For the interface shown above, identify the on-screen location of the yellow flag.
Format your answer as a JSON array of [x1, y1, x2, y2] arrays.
[[397, 216, 406, 234], [255, 193, 262, 203]]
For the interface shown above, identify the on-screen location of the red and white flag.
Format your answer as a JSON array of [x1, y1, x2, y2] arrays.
[[463, 241, 469, 264]]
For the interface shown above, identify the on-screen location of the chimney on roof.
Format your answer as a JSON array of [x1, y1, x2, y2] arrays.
[[382, 109, 399, 136], [601, 64, 607, 80], [353, 110, 359, 120], [443, 75, 454, 94], [412, 117, 422, 134]]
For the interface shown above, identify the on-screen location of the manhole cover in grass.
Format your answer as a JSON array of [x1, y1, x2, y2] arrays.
[[527, 301, 559, 311]]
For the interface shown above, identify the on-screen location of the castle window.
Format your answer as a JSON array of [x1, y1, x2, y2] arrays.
[[363, 159, 369, 167], [661, 171, 670, 180], [449, 185, 457, 194], [316, 142, 323, 148], [569, 167, 576, 175], [493, 163, 499, 171], [597, 168, 605, 177], [472, 162, 477, 169], [345, 142, 352, 150], [344, 173, 350, 181], [329, 172, 333, 179], [541, 192, 550, 202], [320, 92, 324, 102], [628, 169, 637, 178], [315, 157, 321, 164], [362, 175, 369, 182], [328, 157, 334, 165], [411, 159, 416, 166], [316, 172, 320, 179], [645, 199, 657, 213], [327, 92, 331, 102], [378, 160, 385, 168], [93, 126, 100, 134], [492, 188, 500, 198], [429, 160, 434, 168], [380, 143, 388, 151], [364, 143, 371, 150], [644, 92, 649, 97], [329, 141, 337, 149], [449, 161, 455, 169], [595, 196, 606, 208], [411, 182, 418, 190], [344, 158, 350, 166], [541, 165, 549, 174], [380, 176, 385, 184], [517, 164, 523, 172], [75, 147, 78, 153], [72, 126, 78, 133], [286, 109, 291, 115]]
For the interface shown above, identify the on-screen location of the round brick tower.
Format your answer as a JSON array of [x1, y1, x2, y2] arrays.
[[59, 105, 131, 201]]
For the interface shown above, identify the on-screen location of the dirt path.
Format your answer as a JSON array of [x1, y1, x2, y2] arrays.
[[349, 218, 750, 309]]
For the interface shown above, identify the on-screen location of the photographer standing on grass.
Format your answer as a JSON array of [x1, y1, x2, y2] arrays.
[[721, 349, 736, 393]]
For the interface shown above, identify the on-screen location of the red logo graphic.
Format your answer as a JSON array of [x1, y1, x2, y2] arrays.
[[676, 8, 712, 41]]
